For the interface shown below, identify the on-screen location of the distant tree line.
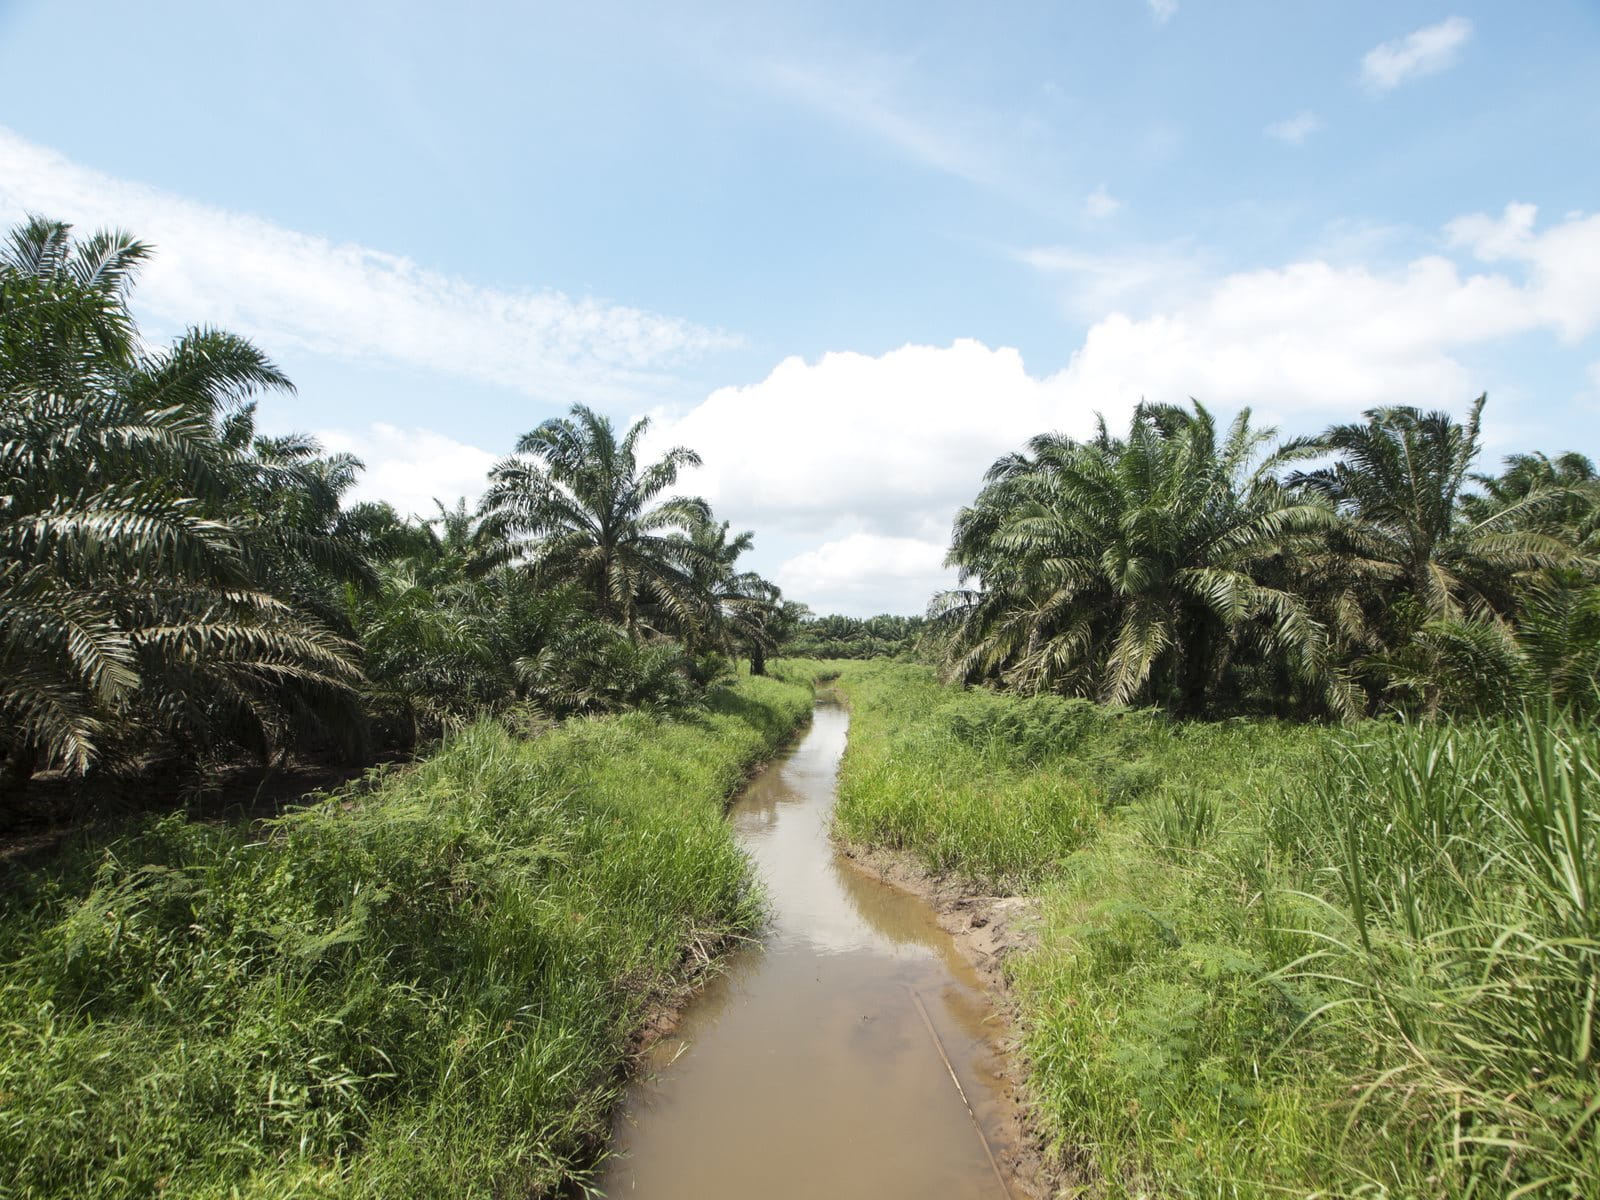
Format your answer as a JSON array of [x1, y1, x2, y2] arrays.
[[776, 610, 926, 660], [0, 218, 784, 815], [937, 399, 1600, 719]]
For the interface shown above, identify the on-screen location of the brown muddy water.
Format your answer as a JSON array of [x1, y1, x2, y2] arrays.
[[598, 701, 1022, 1198]]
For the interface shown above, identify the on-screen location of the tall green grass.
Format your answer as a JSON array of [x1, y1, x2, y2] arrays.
[[0, 675, 812, 1199], [827, 660, 1600, 1197], [1268, 715, 1600, 1194], [824, 660, 1157, 888]]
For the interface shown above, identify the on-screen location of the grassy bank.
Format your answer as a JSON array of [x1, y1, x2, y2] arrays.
[[811, 659, 1599, 1198], [0, 674, 812, 1199]]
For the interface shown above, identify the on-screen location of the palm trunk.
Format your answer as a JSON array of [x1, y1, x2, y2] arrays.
[[0, 742, 39, 825], [750, 643, 767, 676], [1180, 624, 1214, 717], [1206, 638, 1235, 702], [1422, 677, 1444, 721]]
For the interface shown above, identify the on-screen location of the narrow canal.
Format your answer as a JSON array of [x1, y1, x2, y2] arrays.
[[599, 700, 1024, 1198]]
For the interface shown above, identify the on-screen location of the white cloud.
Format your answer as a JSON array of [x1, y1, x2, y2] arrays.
[[776, 534, 952, 617], [315, 424, 498, 521], [646, 340, 1078, 545], [1266, 111, 1323, 145], [1361, 17, 1473, 92], [1054, 258, 1513, 422], [646, 205, 1600, 614], [1084, 184, 1122, 219], [1446, 203, 1600, 341], [0, 127, 736, 406], [1148, 0, 1178, 26]]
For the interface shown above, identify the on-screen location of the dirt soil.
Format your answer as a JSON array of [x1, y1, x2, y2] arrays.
[[837, 839, 1080, 1200]]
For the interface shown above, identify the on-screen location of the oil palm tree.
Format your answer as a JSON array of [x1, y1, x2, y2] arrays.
[[478, 404, 711, 643], [941, 402, 1350, 715], [684, 519, 782, 673], [1284, 399, 1599, 715], [0, 219, 363, 807], [1290, 398, 1581, 620], [1464, 450, 1600, 554]]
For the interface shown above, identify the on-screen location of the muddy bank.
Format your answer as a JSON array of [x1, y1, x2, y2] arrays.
[[835, 842, 1040, 997], [836, 840, 1072, 1200]]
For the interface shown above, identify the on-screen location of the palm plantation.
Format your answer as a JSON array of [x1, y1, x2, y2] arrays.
[[0, 219, 785, 805], [0, 219, 366, 803], [939, 397, 1599, 718], [4, 212, 1600, 1200]]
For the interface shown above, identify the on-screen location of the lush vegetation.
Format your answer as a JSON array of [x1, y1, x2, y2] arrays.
[[0, 218, 788, 819], [8, 205, 1598, 1200], [937, 399, 1599, 720], [801, 660, 1116, 886], [826, 399, 1600, 1197], [0, 673, 812, 1198], [822, 659, 1599, 1198], [775, 609, 926, 660], [0, 215, 821, 1195]]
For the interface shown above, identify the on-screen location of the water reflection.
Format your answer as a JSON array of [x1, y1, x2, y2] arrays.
[[599, 702, 1016, 1200]]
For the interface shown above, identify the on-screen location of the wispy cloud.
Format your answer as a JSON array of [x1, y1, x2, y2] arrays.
[[1148, 0, 1178, 27], [1361, 17, 1473, 92], [0, 127, 738, 406], [1084, 184, 1123, 219], [750, 55, 1068, 213], [759, 58, 1001, 189], [1266, 111, 1323, 145], [1014, 241, 1216, 318]]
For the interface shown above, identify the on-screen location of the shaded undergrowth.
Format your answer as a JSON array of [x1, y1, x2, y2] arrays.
[[0, 674, 812, 1199]]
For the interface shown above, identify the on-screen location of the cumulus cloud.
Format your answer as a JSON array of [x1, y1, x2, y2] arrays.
[[1446, 203, 1600, 341], [1266, 111, 1323, 145], [646, 340, 1080, 543], [315, 424, 498, 521], [650, 205, 1600, 614], [775, 534, 953, 617], [1361, 17, 1473, 92], [0, 127, 736, 406]]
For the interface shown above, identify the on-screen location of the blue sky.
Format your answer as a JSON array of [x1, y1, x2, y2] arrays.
[[2, 0, 1598, 613]]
